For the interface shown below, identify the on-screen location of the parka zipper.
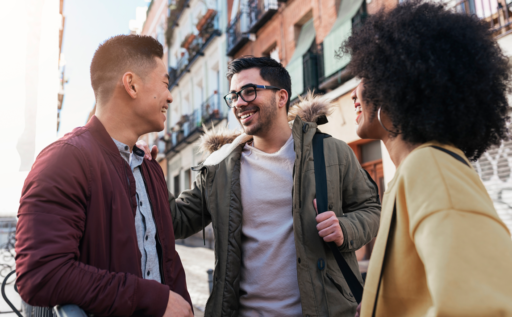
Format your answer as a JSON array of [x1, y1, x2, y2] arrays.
[[298, 123, 308, 208], [202, 168, 210, 245]]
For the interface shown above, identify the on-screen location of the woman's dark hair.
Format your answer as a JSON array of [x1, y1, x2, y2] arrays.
[[227, 56, 292, 112], [342, 0, 511, 160]]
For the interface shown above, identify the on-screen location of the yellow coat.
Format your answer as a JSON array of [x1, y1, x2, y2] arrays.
[[361, 142, 512, 317]]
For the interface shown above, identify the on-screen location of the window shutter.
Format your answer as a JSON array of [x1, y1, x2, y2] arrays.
[[323, 0, 364, 78], [286, 18, 316, 100]]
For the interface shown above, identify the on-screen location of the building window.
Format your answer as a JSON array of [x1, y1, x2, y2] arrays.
[[174, 174, 180, 197], [349, 139, 385, 200], [286, 17, 316, 101]]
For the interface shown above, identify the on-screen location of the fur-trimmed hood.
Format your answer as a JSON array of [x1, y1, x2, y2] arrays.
[[199, 92, 335, 166]]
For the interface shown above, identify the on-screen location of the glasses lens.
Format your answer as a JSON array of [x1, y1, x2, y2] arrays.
[[225, 93, 237, 107], [240, 87, 256, 102]]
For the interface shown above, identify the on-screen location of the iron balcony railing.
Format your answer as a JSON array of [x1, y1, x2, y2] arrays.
[[166, 93, 225, 156], [168, 109, 201, 150], [165, 0, 191, 46], [168, 11, 221, 90], [227, 0, 279, 56], [246, 0, 279, 33], [448, 0, 512, 37], [168, 67, 178, 87], [201, 92, 222, 123], [227, 11, 251, 57]]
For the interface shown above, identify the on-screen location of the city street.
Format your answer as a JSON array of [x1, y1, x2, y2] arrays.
[[3, 0, 512, 315], [176, 244, 215, 316]]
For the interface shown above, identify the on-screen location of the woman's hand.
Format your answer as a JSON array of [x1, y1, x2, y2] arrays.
[[135, 140, 159, 160]]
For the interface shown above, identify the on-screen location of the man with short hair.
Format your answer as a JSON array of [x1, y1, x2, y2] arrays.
[[16, 35, 193, 317], [143, 57, 381, 316]]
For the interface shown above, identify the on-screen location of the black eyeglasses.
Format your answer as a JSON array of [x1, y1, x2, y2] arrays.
[[224, 84, 283, 108]]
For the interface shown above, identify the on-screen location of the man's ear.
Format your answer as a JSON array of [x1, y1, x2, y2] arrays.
[[122, 72, 138, 99], [278, 89, 288, 109]]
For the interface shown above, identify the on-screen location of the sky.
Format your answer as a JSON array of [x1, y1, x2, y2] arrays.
[[58, 0, 150, 137]]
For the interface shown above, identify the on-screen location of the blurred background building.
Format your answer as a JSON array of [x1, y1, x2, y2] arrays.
[[112, 0, 512, 258], [1, 0, 66, 234], [0, 0, 66, 312], [5, 0, 512, 312]]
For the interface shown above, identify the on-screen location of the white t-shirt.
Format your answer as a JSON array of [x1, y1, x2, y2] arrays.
[[238, 134, 302, 316]]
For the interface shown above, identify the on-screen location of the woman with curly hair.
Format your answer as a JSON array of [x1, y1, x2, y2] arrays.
[[345, 1, 512, 316]]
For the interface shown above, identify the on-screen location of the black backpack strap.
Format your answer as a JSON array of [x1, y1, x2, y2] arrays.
[[372, 145, 470, 316], [312, 133, 364, 304], [371, 201, 396, 317], [430, 146, 470, 167]]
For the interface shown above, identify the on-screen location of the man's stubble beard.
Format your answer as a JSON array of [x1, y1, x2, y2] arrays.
[[245, 97, 277, 136]]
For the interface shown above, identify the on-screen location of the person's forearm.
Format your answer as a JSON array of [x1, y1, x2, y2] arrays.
[[169, 184, 210, 239], [16, 255, 169, 316], [338, 204, 380, 252], [16, 213, 169, 317]]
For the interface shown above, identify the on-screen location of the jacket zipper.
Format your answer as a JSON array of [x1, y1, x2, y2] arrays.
[[201, 168, 210, 245], [298, 123, 307, 208], [123, 162, 144, 278], [140, 172, 167, 285], [123, 163, 132, 198]]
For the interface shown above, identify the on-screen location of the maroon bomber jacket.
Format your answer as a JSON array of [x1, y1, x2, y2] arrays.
[[15, 116, 191, 317]]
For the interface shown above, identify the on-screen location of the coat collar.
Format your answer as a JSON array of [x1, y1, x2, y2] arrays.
[[199, 93, 335, 167], [85, 115, 125, 157]]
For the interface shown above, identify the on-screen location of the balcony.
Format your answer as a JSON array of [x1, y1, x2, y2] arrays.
[[165, 92, 225, 157], [168, 67, 178, 86], [449, 0, 512, 37], [246, 0, 279, 34], [168, 10, 221, 90], [227, 0, 279, 56], [201, 92, 222, 124], [227, 12, 250, 57], [166, 110, 202, 155], [165, 0, 191, 46]]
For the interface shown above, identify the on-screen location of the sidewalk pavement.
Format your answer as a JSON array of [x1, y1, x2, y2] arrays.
[[175, 244, 215, 317]]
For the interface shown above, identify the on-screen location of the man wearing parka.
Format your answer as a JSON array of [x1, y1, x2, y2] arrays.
[[165, 58, 381, 316]]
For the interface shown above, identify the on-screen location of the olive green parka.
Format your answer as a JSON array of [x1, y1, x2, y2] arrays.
[[169, 95, 381, 317]]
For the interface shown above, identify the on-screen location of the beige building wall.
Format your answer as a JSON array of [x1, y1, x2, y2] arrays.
[[137, 0, 171, 178]]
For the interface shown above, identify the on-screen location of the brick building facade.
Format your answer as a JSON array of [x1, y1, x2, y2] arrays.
[[224, 0, 512, 266]]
